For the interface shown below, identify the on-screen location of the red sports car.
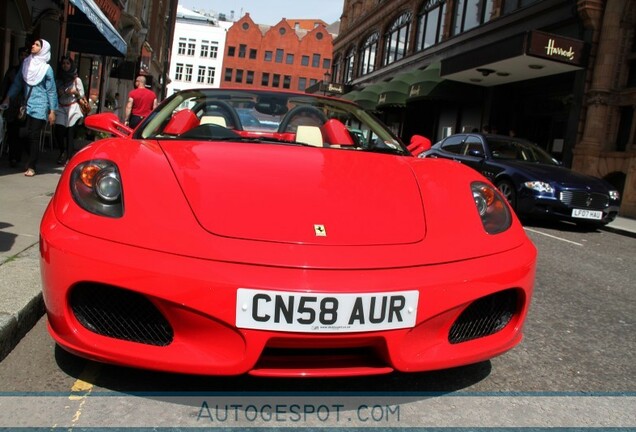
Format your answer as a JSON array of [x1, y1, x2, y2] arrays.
[[40, 89, 536, 377]]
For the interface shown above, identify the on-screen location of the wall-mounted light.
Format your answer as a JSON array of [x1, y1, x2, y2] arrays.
[[476, 68, 496, 76], [496, 72, 510, 77], [528, 64, 544, 70], [470, 78, 482, 83]]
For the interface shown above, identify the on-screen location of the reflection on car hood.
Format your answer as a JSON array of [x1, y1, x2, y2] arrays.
[[506, 161, 612, 191], [161, 141, 426, 246]]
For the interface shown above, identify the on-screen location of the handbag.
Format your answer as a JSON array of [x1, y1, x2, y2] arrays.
[[78, 96, 91, 116], [18, 85, 33, 121]]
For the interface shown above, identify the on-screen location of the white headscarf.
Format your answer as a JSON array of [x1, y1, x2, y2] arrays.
[[21, 39, 51, 86]]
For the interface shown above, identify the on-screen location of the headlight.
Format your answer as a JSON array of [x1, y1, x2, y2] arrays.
[[472, 182, 512, 234], [524, 181, 554, 194], [609, 190, 620, 201], [71, 160, 124, 217]]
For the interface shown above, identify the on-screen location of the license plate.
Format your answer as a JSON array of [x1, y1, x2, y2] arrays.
[[236, 288, 419, 333], [572, 208, 603, 220]]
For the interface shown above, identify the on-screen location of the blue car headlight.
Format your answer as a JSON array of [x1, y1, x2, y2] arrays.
[[71, 160, 124, 218], [524, 181, 554, 194], [472, 182, 512, 234]]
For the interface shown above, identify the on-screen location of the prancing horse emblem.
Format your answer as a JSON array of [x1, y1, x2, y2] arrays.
[[314, 224, 327, 237]]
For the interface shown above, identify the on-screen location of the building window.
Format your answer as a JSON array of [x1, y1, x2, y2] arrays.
[[228, 46, 236, 57], [452, 0, 494, 35], [264, 51, 273, 62], [416, 0, 446, 51], [249, 48, 257, 59], [262, 72, 270, 86], [298, 77, 307, 91], [286, 53, 294, 64], [178, 38, 186, 55], [200, 40, 209, 57], [210, 43, 218, 59], [207, 67, 216, 84], [323, 58, 332, 70], [197, 66, 206, 83], [175, 63, 183, 81], [283, 75, 291, 89], [224, 68, 233, 82], [301, 55, 310, 66], [184, 64, 193, 81], [273, 74, 281, 87], [332, 54, 341, 83], [383, 11, 412, 66], [312, 54, 321, 68], [275, 49, 284, 63], [187, 39, 196, 56], [235, 69, 244, 83], [344, 48, 355, 83], [359, 32, 378, 76], [238, 44, 247, 58], [502, 0, 540, 15], [246, 70, 254, 84]]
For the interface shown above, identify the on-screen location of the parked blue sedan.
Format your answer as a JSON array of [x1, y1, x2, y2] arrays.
[[421, 133, 621, 228]]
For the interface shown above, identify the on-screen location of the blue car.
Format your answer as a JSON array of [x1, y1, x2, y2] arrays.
[[421, 133, 621, 228]]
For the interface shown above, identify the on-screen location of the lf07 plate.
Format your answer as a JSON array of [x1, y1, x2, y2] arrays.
[[236, 288, 419, 333], [572, 209, 602, 220]]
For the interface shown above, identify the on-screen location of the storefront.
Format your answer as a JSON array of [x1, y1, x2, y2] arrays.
[[63, 0, 127, 114]]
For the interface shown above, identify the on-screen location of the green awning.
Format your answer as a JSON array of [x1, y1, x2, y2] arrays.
[[377, 66, 440, 108]]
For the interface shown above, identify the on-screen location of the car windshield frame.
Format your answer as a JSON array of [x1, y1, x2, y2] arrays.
[[136, 89, 407, 155]]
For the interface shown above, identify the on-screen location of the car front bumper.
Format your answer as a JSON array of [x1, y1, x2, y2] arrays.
[[41, 209, 537, 377]]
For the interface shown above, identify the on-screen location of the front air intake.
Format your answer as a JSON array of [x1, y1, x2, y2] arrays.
[[70, 283, 173, 346], [449, 289, 518, 344]]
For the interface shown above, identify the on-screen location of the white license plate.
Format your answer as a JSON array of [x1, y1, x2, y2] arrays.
[[236, 288, 419, 333], [572, 208, 603, 220]]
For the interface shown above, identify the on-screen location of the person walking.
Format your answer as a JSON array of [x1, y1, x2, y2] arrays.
[[124, 75, 157, 129], [54, 56, 85, 165], [0, 46, 30, 167], [1, 39, 58, 177]]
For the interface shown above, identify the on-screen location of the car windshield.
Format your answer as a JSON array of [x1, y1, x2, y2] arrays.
[[488, 138, 557, 165], [137, 89, 406, 155]]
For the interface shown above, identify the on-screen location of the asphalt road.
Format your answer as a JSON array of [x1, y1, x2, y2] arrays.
[[0, 221, 634, 429]]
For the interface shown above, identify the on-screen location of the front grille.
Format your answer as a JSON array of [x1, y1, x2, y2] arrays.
[[449, 290, 517, 344], [70, 283, 173, 346], [559, 190, 609, 210]]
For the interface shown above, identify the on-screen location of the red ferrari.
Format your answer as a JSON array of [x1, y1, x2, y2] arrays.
[[40, 89, 536, 377]]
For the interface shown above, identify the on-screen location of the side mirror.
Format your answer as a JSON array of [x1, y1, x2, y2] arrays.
[[407, 134, 432, 157], [84, 113, 132, 139]]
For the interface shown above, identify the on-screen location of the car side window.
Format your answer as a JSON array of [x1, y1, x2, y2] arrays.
[[464, 136, 484, 156], [440, 135, 464, 154]]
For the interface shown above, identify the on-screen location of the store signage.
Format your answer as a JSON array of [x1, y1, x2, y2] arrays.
[[527, 31, 585, 66], [327, 83, 345, 94]]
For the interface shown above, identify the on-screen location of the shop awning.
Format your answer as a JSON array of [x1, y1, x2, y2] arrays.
[[377, 70, 424, 108], [67, 0, 127, 57]]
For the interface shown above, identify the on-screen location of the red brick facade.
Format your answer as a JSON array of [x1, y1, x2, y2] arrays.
[[221, 14, 333, 92]]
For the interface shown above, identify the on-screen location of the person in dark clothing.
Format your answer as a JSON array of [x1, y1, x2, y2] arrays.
[[0, 47, 30, 167]]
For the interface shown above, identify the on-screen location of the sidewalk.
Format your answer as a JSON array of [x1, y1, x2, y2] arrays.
[[1, 154, 636, 361], [0, 149, 63, 360]]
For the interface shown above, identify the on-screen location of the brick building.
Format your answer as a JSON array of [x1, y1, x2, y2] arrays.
[[331, 0, 636, 218], [221, 14, 334, 93]]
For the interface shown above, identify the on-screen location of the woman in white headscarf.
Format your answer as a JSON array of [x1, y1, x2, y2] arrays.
[[1, 39, 58, 176]]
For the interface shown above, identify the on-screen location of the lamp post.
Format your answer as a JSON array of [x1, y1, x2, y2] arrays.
[[323, 72, 331, 95]]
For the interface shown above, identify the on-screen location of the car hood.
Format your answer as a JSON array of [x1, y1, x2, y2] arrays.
[[161, 141, 425, 246], [506, 161, 612, 191]]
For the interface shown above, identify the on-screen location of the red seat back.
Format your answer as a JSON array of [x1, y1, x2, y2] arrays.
[[164, 109, 199, 135], [321, 119, 355, 146]]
